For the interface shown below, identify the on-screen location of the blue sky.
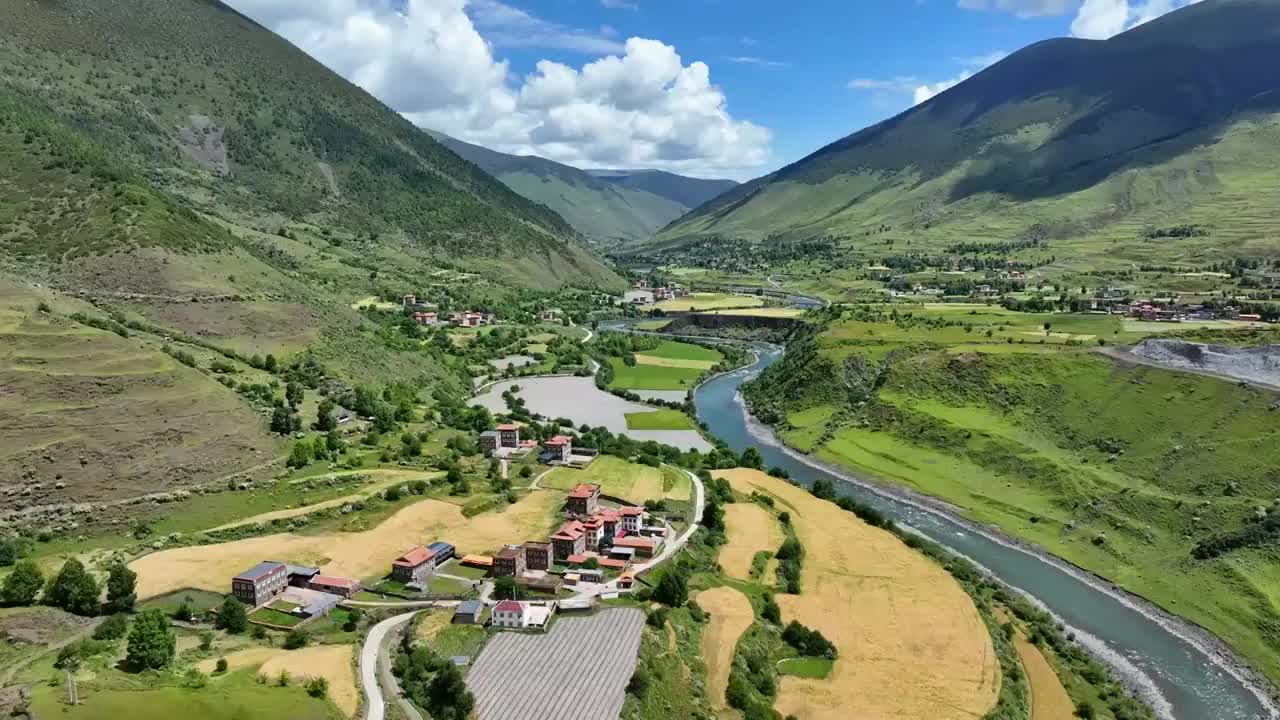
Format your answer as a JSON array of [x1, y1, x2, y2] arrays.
[[228, 0, 1203, 179]]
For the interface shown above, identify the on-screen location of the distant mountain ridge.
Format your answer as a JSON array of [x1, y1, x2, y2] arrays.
[[431, 132, 736, 245], [652, 0, 1280, 270]]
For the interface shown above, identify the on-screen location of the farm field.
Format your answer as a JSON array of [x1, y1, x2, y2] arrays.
[[624, 409, 696, 430], [28, 667, 341, 720], [607, 358, 704, 390], [719, 503, 783, 580], [129, 490, 565, 599], [1014, 635, 1075, 720], [695, 586, 755, 711], [465, 608, 644, 720], [776, 657, 834, 679], [695, 307, 806, 319], [717, 469, 1000, 720], [653, 292, 764, 312], [541, 456, 664, 503]]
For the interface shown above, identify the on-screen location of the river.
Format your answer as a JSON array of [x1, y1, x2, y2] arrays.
[[689, 344, 1275, 720]]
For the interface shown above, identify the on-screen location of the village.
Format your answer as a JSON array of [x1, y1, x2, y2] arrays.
[[226, 422, 666, 636]]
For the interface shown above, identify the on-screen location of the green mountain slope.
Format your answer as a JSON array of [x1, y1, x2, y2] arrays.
[[0, 0, 618, 289], [653, 0, 1280, 269], [433, 133, 736, 244], [0, 0, 622, 518]]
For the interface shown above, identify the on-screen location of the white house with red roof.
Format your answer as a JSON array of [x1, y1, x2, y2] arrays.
[[544, 435, 574, 464], [620, 506, 645, 533], [492, 600, 526, 629]]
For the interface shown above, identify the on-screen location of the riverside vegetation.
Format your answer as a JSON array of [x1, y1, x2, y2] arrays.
[[744, 303, 1280, 689]]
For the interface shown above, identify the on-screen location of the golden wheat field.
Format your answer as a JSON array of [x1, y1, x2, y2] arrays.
[[718, 503, 783, 580], [716, 469, 1000, 720], [695, 586, 756, 711]]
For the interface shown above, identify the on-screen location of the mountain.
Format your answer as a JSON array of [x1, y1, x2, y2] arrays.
[[0, 0, 620, 519], [652, 0, 1280, 270], [432, 133, 736, 245], [0, 0, 618, 290]]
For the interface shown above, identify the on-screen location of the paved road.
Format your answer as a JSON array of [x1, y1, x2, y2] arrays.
[[377, 615, 425, 720], [361, 611, 420, 720]]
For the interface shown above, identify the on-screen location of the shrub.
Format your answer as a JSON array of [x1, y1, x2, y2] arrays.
[[653, 568, 688, 607], [305, 676, 329, 698], [781, 621, 837, 659], [646, 607, 669, 628], [126, 609, 176, 670], [216, 596, 248, 634], [284, 630, 309, 650], [94, 613, 129, 641], [215, 657, 229, 674], [627, 666, 650, 696]]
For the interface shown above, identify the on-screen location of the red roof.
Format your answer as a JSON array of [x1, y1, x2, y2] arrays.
[[620, 506, 644, 516], [392, 546, 434, 567], [552, 520, 585, 540], [567, 482, 599, 498], [494, 600, 523, 613], [613, 537, 656, 550], [599, 558, 628, 570], [496, 423, 519, 431], [546, 435, 574, 447], [311, 575, 358, 589], [566, 554, 589, 565], [519, 439, 538, 448]]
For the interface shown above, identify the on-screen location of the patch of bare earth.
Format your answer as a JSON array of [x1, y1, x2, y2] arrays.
[[716, 469, 1000, 720]]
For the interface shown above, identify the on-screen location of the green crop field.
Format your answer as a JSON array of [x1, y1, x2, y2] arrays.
[[625, 410, 697, 430], [607, 358, 704, 390], [542, 456, 665, 501], [746, 308, 1280, 685], [640, 340, 724, 363], [28, 668, 341, 720], [776, 657, 834, 679], [654, 293, 764, 312]]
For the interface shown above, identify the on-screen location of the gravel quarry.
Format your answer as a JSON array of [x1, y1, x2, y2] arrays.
[[1128, 339, 1280, 389]]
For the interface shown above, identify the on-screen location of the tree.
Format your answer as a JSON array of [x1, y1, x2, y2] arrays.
[[653, 569, 688, 607], [287, 440, 313, 469], [739, 447, 764, 470], [493, 575, 520, 600], [46, 558, 100, 616], [215, 657, 229, 674], [314, 398, 336, 431], [126, 609, 176, 670], [216, 596, 249, 634], [810, 479, 836, 500], [270, 406, 299, 435], [426, 663, 474, 720], [1, 560, 43, 606], [105, 562, 137, 613], [285, 381, 305, 408], [263, 354, 278, 372]]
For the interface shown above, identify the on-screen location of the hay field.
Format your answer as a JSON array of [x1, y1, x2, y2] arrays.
[[131, 491, 564, 598], [719, 503, 782, 580], [1015, 637, 1075, 720], [200, 646, 357, 717], [653, 293, 764, 312], [716, 469, 1000, 720], [696, 587, 755, 711], [633, 355, 718, 370]]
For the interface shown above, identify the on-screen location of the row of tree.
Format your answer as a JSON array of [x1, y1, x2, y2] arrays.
[[1, 558, 135, 616]]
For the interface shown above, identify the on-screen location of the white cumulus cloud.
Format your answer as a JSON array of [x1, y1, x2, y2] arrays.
[[958, 0, 1206, 39], [222, 0, 770, 178]]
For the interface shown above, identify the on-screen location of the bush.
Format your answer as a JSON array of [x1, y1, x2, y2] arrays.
[[627, 666, 650, 696], [284, 630, 309, 649], [781, 621, 837, 659], [94, 613, 129, 641], [761, 594, 781, 624], [215, 657, 229, 674], [646, 607, 669, 628], [305, 676, 330, 698], [653, 569, 688, 607]]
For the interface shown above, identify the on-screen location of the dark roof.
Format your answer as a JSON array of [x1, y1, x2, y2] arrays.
[[234, 561, 285, 582], [495, 546, 522, 560], [427, 541, 454, 553], [286, 564, 320, 578], [456, 600, 484, 615]]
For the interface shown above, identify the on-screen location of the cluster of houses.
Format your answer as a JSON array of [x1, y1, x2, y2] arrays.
[[400, 294, 494, 327], [1094, 296, 1266, 322], [623, 279, 689, 306], [479, 424, 594, 466], [230, 561, 363, 627]]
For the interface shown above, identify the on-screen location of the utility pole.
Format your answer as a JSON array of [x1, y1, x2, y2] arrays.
[[66, 670, 78, 706]]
